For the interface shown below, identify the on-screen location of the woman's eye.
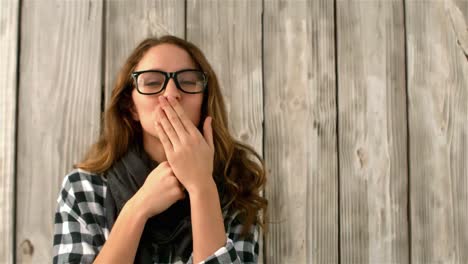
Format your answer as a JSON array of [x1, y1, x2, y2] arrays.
[[145, 81, 162, 86], [181, 81, 197, 85]]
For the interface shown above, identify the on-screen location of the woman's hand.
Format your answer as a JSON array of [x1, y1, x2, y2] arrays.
[[131, 161, 186, 219], [154, 95, 215, 194]]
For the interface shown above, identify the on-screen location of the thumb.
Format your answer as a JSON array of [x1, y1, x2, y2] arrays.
[[203, 116, 214, 150]]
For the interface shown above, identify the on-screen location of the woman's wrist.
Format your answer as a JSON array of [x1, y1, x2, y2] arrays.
[[126, 192, 151, 221], [188, 176, 226, 263], [187, 178, 218, 198], [94, 194, 148, 263]]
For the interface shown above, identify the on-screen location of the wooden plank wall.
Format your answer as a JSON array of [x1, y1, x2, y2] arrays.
[[0, 0, 467, 263], [16, 0, 102, 262], [0, 0, 19, 263], [406, 0, 468, 263], [263, 0, 338, 263], [187, 0, 263, 153], [337, 0, 409, 263]]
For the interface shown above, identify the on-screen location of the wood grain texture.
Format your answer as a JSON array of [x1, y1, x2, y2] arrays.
[[336, 1, 409, 263], [0, 0, 19, 263], [4, 0, 468, 262], [186, 0, 263, 151], [16, 0, 103, 262], [406, 0, 468, 263], [186, 0, 264, 261], [263, 0, 338, 263], [104, 0, 185, 106]]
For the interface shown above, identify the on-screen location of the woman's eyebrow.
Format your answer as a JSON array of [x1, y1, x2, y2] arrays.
[[138, 67, 197, 72]]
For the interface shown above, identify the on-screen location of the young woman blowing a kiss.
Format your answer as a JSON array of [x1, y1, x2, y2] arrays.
[[53, 35, 267, 264]]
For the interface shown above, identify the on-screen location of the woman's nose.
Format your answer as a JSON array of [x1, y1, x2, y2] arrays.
[[162, 78, 181, 100]]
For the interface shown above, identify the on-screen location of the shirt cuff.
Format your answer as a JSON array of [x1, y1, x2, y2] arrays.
[[198, 237, 235, 264]]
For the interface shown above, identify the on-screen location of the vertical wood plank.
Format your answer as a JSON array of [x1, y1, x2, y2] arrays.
[[263, 0, 337, 263], [16, 0, 103, 262], [186, 0, 264, 261], [105, 0, 185, 106], [337, 1, 409, 263], [406, 0, 468, 263], [0, 0, 19, 263]]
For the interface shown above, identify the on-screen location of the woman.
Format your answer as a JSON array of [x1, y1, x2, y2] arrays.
[[53, 35, 267, 264]]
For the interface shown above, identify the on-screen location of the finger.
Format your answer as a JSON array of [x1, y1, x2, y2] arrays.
[[157, 107, 181, 148], [203, 116, 214, 150], [159, 96, 189, 141], [155, 118, 173, 152], [166, 96, 199, 135]]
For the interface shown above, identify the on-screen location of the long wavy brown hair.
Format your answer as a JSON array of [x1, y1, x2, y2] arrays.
[[75, 35, 267, 235]]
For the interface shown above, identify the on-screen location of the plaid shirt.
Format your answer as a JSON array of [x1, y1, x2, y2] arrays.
[[53, 169, 259, 264]]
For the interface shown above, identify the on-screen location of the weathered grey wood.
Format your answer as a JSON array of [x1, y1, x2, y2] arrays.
[[0, 0, 19, 263], [186, 0, 263, 151], [406, 0, 468, 263], [186, 0, 264, 261], [5, 0, 468, 262], [337, 1, 409, 263], [263, 0, 337, 263], [16, 0, 103, 262], [105, 0, 185, 107]]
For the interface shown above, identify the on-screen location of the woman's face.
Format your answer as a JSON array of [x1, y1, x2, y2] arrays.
[[131, 43, 204, 142]]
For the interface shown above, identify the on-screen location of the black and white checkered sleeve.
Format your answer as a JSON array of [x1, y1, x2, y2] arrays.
[[53, 170, 107, 264], [201, 211, 260, 264]]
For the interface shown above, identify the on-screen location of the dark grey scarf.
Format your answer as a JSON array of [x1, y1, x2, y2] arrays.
[[104, 142, 193, 263]]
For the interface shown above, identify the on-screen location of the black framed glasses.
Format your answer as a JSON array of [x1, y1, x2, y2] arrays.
[[131, 69, 208, 95]]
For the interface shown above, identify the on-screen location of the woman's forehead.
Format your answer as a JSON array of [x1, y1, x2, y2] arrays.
[[136, 44, 197, 71]]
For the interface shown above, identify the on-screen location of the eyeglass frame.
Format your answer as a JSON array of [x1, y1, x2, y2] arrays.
[[131, 69, 209, 95]]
